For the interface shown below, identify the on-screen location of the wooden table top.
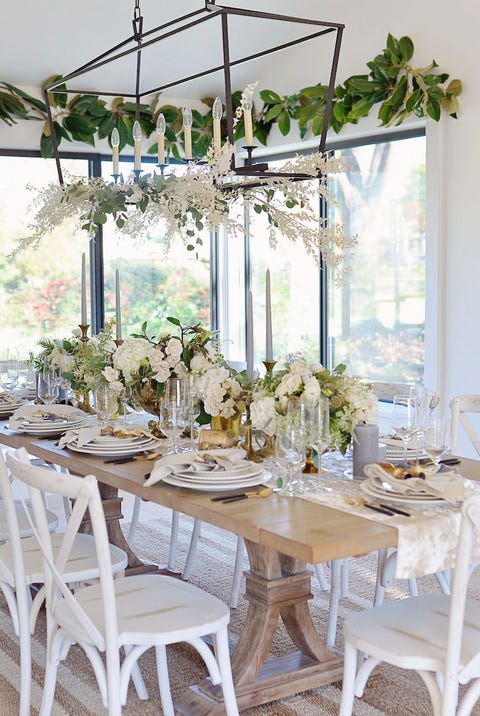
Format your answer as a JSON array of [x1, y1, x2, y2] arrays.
[[2, 423, 478, 565]]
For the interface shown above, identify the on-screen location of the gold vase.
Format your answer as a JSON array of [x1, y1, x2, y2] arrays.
[[75, 390, 95, 414]]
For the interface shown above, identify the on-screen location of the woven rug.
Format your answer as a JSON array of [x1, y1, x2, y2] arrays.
[[0, 506, 479, 715]]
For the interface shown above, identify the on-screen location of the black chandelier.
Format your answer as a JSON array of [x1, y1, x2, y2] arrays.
[[43, 1, 344, 186]]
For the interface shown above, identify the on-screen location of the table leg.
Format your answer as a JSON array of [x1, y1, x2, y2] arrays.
[[174, 539, 343, 714]]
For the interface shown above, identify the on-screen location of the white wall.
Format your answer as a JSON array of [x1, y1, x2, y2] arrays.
[[0, 0, 478, 451]]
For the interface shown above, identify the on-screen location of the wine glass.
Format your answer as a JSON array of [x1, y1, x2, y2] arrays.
[[92, 386, 118, 428], [160, 399, 189, 453], [288, 398, 330, 491], [274, 421, 306, 496], [409, 386, 439, 463], [424, 416, 451, 468], [391, 394, 418, 463], [37, 368, 60, 405]]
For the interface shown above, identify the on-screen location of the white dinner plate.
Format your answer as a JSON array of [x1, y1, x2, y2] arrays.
[[360, 479, 446, 506], [20, 420, 90, 437], [66, 438, 161, 457], [160, 470, 272, 492], [176, 463, 264, 481]]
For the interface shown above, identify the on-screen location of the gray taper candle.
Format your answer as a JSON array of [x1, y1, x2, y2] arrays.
[[353, 422, 379, 477]]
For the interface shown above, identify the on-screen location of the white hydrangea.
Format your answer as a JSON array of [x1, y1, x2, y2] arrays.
[[250, 396, 277, 435], [113, 337, 151, 382]]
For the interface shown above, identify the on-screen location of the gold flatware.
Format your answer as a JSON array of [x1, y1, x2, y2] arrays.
[[212, 487, 273, 503]]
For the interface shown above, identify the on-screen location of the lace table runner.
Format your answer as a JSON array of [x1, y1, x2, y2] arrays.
[[296, 468, 480, 579]]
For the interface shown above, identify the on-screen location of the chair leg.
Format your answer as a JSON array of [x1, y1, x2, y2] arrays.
[[214, 628, 240, 716], [126, 496, 141, 545], [341, 558, 349, 598], [155, 645, 175, 716], [230, 537, 246, 608], [339, 641, 358, 716], [313, 563, 328, 591], [408, 577, 419, 597], [168, 510, 180, 571], [182, 518, 202, 580], [326, 559, 343, 649]]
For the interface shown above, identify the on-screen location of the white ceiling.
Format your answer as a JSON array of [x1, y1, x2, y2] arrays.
[[2, 1, 344, 100]]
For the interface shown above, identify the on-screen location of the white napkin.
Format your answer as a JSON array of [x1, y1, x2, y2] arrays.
[[8, 404, 82, 430], [363, 463, 465, 503], [58, 426, 102, 448], [144, 448, 247, 486]]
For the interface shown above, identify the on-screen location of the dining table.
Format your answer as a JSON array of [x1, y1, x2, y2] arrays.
[[1, 419, 477, 714]]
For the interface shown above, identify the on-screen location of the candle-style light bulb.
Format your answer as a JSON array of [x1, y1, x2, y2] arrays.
[[212, 96, 222, 155], [111, 127, 120, 176], [132, 120, 142, 171], [182, 107, 193, 160], [156, 113, 166, 165], [243, 97, 254, 147]]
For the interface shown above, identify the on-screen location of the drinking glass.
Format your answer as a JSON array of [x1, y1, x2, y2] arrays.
[[274, 422, 306, 496], [409, 386, 439, 462], [37, 369, 60, 405], [391, 394, 418, 463], [160, 399, 189, 453], [0, 349, 19, 392], [92, 386, 118, 427], [288, 397, 330, 491], [424, 416, 451, 467]]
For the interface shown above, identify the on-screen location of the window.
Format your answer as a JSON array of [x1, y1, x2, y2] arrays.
[[327, 132, 426, 382], [0, 155, 89, 355]]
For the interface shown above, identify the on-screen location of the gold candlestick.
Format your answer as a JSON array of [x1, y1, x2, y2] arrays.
[[263, 359, 277, 375], [78, 324, 90, 343], [243, 401, 263, 463], [114, 338, 124, 347]]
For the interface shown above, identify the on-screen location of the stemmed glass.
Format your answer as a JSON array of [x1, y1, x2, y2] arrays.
[[424, 416, 451, 468], [391, 394, 419, 463], [409, 386, 439, 463], [37, 368, 60, 405], [92, 385, 118, 428], [160, 400, 189, 453], [288, 398, 330, 492], [274, 420, 306, 496]]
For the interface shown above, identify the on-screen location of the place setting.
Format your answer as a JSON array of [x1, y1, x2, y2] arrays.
[[143, 447, 271, 492], [58, 423, 162, 458], [7, 403, 89, 437], [0, 392, 26, 418]]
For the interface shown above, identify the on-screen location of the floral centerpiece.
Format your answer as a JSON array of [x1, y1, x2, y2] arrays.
[[112, 317, 245, 425], [251, 357, 377, 453]]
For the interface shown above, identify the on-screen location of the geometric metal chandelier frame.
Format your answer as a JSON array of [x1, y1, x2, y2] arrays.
[[43, 1, 344, 185]]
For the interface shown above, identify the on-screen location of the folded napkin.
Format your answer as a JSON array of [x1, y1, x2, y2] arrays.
[[363, 463, 465, 503], [8, 404, 81, 430], [144, 448, 247, 487], [58, 426, 102, 448]]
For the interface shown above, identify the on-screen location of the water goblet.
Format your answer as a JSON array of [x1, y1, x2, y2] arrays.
[[92, 386, 118, 428], [274, 422, 306, 496], [160, 399, 189, 453], [391, 394, 418, 463], [424, 416, 451, 468], [37, 368, 60, 405]]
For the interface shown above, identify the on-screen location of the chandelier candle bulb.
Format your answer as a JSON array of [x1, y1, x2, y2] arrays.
[[352, 422, 379, 478], [111, 128, 120, 176], [156, 113, 166, 165], [115, 270, 122, 341], [212, 97, 223, 154], [182, 107, 193, 160], [265, 268, 273, 361], [243, 98, 254, 147], [246, 290, 254, 383], [132, 120, 142, 171], [81, 253, 87, 325]]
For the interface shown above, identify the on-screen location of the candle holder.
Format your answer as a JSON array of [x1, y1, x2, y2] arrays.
[[262, 360, 277, 375], [302, 446, 318, 474], [78, 324, 90, 343], [234, 146, 269, 174], [114, 338, 124, 347], [111, 173, 121, 184], [156, 163, 166, 175], [243, 403, 263, 463], [133, 169, 142, 183]]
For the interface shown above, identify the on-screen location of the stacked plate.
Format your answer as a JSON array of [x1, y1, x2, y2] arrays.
[[0, 393, 25, 418], [360, 472, 464, 506], [9, 404, 89, 437], [381, 437, 428, 463], [66, 432, 161, 458], [161, 457, 271, 492]]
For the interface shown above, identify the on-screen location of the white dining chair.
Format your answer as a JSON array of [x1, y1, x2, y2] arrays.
[[0, 449, 129, 716], [6, 448, 239, 716], [450, 394, 480, 458], [340, 493, 480, 716]]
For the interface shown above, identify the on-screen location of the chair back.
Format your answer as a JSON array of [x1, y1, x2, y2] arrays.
[[449, 394, 480, 457], [444, 494, 480, 709], [5, 448, 119, 653]]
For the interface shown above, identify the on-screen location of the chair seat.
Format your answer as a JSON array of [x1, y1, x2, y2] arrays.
[[0, 501, 57, 540], [55, 574, 231, 647], [345, 593, 480, 677], [0, 532, 127, 586]]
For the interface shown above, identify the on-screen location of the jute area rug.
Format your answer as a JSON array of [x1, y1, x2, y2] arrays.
[[0, 505, 479, 715]]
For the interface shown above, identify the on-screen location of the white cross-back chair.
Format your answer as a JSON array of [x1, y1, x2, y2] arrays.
[[340, 493, 480, 716], [0, 449, 128, 716], [6, 448, 239, 716], [450, 394, 480, 458]]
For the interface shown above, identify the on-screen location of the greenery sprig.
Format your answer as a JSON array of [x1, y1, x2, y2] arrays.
[[0, 34, 461, 158]]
